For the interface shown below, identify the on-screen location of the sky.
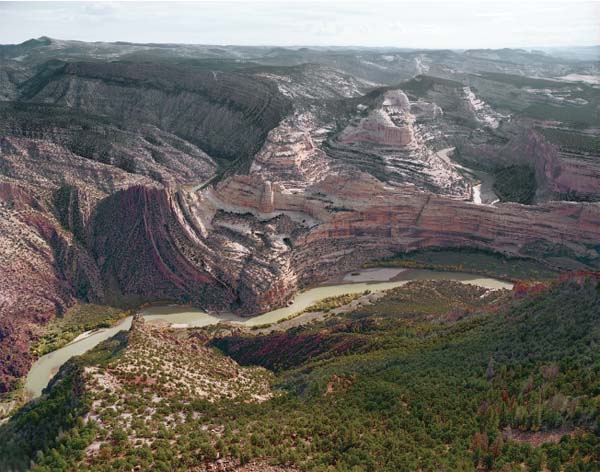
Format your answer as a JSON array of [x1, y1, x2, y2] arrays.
[[0, 1, 599, 49]]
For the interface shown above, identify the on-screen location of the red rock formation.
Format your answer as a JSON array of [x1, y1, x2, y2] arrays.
[[339, 109, 415, 147], [0, 182, 80, 391], [0, 129, 217, 391], [524, 129, 600, 200], [1, 83, 599, 395], [147, 169, 600, 315], [458, 127, 600, 201]]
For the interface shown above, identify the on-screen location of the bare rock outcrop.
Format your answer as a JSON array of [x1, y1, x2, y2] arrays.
[[89, 168, 600, 318], [457, 127, 600, 202], [327, 90, 471, 198], [1, 61, 599, 398], [251, 113, 330, 187]]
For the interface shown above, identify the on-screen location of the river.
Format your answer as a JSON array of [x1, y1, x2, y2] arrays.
[[24, 268, 512, 399], [435, 147, 499, 205]]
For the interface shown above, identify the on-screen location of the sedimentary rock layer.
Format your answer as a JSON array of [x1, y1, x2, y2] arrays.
[[86, 168, 600, 316], [1, 62, 599, 396]]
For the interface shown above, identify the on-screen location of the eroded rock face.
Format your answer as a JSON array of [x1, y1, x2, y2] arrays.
[[523, 130, 600, 201], [250, 113, 330, 187], [0, 181, 97, 392], [340, 108, 415, 147], [460, 86, 505, 129], [338, 91, 415, 147], [0, 121, 219, 391], [328, 89, 471, 197], [1, 67, 599, 395], [22, 61, 292, 164], [255, 64, 375, 99], [457, 127, 600, 202], [81, 169, 600, 322]]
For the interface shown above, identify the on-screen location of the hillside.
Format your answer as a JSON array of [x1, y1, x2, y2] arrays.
[[18, 61, 292, 166], [1, 277, 598, 471]]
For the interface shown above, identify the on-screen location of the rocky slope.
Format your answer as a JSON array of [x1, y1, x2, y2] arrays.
[[327, 89, 471, 196], [457, 126, 600, 203], [20, 61, 292, 164], [82, 131, 600, 316], [1, 41, 600, 395]]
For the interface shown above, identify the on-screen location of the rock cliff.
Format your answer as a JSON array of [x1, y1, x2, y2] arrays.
[[326, 90, 471, 197], [1, 49, 599, 394]]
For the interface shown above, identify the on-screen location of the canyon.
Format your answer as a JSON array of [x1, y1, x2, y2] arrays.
[[0, 38, 599, 394]]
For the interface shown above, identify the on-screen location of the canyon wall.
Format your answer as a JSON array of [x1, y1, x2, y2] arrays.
[[458, 127, 600, 202], [86, 170, 600, 316], [1, 59, 599, 396]]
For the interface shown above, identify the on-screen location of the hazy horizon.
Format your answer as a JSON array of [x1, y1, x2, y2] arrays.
[[1, 1, 599, 50], [4, 35, 600, 51]]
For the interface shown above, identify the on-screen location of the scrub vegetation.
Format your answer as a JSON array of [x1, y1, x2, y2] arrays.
[[363, 248, 560, 281], [1, 276, 598, 471], [31, 304, 129, 358]]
